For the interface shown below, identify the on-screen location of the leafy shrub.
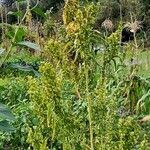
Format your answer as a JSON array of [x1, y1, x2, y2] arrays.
[[0, 77, 30, 149], [0, 77, 28, 105]]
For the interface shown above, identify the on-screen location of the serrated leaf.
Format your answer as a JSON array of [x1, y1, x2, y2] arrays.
[[17, 41, 41, 51], [0, 104, 15, 121], [0, 120, 15, 132]]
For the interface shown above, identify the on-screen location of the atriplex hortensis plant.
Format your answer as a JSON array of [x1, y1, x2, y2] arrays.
[[26, 1, 150, 150]]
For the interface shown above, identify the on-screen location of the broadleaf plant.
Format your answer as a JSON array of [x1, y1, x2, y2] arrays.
[[0, 103, 15, 132]]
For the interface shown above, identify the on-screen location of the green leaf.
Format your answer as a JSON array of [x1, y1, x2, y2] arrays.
[[0, 120, 15, 132], [7, 11, 23, 17], [11, 63, 40, 77], [5, 26, 26, 43], [11, 64, 34, 72], [0, 48, 5, 55], [32, 7, 47, 19], [17, 41, 41, 51], [16, 0, 26, 2], [0, 104, 15, 121], [15, 28, 26, 43]]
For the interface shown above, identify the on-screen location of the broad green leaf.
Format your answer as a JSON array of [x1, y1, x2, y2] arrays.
[[5, 26, 26, 43], [11, 63, 40, 77], [0, 104, 15, 121], [17, 41, 41, 51], [32, 7, 47, 19], [11, 64, 34, 72], [15, 28, 26, 43], [0, 120, 15, 132]]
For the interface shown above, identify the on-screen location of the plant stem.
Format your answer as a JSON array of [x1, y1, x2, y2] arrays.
[[85, 68, 94, 150], [0, 0, 30, 68]]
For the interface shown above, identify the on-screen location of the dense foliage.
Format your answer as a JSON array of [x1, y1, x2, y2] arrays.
[[0, 0, 150, 149]]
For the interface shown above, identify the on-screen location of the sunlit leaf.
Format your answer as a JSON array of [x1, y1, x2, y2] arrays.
[[0, 48, 5, 55], [7, 11, 23, 17], [15, 28, 26, 43], [5, 26, 26, 43]]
